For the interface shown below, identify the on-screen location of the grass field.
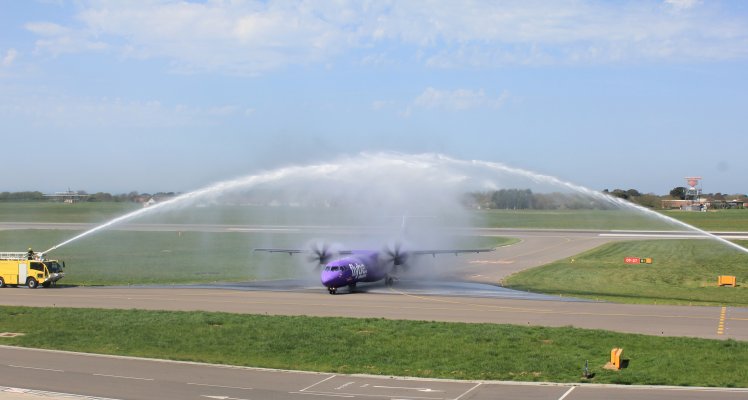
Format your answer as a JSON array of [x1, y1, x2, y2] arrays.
[[1, 306, 746, 387], [505, 239, 748, 306], [0, 229, 509, 285], [2, 202, 747, 231]]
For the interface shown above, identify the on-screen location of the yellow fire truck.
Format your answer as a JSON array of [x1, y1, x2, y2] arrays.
[[0, 252, 65, 288]]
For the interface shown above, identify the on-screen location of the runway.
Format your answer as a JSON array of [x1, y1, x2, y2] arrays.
[[1, 223, 746, 399]]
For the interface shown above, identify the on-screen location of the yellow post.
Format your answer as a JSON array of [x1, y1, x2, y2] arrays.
[[610, 347, 624, 369]]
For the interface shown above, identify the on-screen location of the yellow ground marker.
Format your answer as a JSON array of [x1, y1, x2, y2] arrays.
[[717, 306, 727, 335]]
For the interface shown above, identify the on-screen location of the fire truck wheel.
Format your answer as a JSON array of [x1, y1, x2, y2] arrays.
[[27, 278, 38, 289], [0, 277, 5, 288]]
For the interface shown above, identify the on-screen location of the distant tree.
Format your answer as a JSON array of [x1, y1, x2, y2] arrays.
[[625, 189, 641, 198], [0, 191, 45, 201], [88, 192, 113, 202], [491, 189, 534, 209], [609, 189, 629, 199], [669, 187, 686, 200]]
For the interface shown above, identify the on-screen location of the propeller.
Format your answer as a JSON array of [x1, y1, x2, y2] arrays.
[[382, 241, 409, 267], [307, 242, 336, 269]]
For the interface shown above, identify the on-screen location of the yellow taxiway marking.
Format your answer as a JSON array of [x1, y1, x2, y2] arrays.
[[717, 306, 727, 335]]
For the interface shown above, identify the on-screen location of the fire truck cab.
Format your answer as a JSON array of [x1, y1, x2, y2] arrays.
[[0, 252, 65, 288]]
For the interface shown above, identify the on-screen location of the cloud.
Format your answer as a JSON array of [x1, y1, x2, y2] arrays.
[[21, 1, 748, 73], [411, 87, 509, 112], [2, 49, 18, 67], [665, 0, 702, 11], [0, 90, 248, 130]]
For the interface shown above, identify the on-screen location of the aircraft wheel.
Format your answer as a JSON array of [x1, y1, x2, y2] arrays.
[[328, 287, 337, 295], [27, 278, 38, 289], [385, 276, 394, 287]]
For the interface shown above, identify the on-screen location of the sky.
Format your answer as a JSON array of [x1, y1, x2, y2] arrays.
[[1, 0, 747, 195]]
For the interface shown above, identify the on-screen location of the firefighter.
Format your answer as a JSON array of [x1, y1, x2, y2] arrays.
[[27, 247, 35, 260]]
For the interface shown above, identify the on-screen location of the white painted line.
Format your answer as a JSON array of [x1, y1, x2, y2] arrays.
[[188, 382, 253, 390], [335, 382, 354, 390], [92, 373, 154, 381], [7, 364, 64, 372], [373, 385, 444, 392], [291, 392, 354, 398], [299, 375, 337, 392], [557, 386, 575, 400], [1, 385, 122, 400], [453, 383, 481, 400], [599, 233, 708, 238]]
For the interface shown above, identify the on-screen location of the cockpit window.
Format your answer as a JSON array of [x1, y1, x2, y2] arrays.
[[331, 266, 339, 271], [324, 266, 330, 271]]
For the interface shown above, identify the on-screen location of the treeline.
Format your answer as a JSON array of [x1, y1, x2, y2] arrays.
[[467, 188, 746, 210], [0, 191, 178, 202], [0, 191, 45, 201]]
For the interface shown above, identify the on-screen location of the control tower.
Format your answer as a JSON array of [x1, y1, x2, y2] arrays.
[[684, 176, 702, 204]]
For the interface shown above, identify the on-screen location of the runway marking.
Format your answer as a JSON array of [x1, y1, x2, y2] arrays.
[[717, 306, 726, 335], [1, 386, 121, 400], [557, 386, 575, 400], [299, 375, 337, 392], [92, 373, 154, 381], [292, 392, 354, 398], [453, 383, 481, 400], [372, 385, 444, 392], [7, 364, 64, 372], [188, 382, 253, 390]]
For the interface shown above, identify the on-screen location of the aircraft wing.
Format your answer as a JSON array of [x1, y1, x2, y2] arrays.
[[409, 248, 494, 256], [253, 248, 493, 256], [253, 248, 354, 255]]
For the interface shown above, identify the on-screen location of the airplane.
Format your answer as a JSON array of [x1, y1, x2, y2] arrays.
[[254, 241, 494, 295]]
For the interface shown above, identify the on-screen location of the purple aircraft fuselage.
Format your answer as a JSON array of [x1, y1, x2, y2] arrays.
[[320, 251, 389, 293]]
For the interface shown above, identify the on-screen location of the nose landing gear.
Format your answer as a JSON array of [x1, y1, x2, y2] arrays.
[[327, 287, 337, 295]]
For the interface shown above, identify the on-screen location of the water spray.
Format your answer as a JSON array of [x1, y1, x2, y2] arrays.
[[42, 152, 748, 256]]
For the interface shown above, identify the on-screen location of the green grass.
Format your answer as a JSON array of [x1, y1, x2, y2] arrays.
[[1, 306, 746, 387], [662, 209, 748, 232], [505, 239, 748, 306], [3, 201, 747, 231], [1, 229, 510, 286], [475, 208, 748, 231], [0, 202, 138, 223]]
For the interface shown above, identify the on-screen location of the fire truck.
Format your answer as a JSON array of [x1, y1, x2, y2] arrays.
[[0, 252, 65, 288]]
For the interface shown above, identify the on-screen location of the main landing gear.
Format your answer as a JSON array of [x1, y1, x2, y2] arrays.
[[385, 276, 395, 287]]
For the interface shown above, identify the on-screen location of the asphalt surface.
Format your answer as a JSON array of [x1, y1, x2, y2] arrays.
[[1, 223, 746, 399], [2, 346, 748, 400]]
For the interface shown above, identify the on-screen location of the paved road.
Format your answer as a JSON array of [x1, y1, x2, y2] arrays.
[[2, 346, 747, 400]]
